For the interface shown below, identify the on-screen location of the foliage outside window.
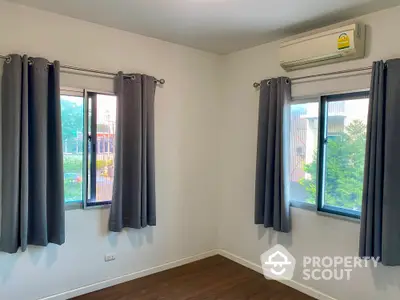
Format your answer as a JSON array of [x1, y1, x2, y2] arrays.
[[289, 92, 369, 218], [61, 92, 117, 208]]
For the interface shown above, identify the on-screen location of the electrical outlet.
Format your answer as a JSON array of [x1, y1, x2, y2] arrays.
[[104, 253, 116, 262]]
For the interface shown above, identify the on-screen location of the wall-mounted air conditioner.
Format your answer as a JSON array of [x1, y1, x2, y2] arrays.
[[280, 23, 365, 71]]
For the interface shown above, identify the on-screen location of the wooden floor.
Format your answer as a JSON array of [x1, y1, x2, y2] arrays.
[[74, 255, 314, 300]]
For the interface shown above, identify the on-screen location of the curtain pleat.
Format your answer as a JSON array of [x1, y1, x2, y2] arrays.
[[359, 59, 400, 266], [382, 59, 400, 265], [109, 73, 156, 232], [0, 54, 65, 253], [254, 77, 291, 233], [359, 61, 384, 261]]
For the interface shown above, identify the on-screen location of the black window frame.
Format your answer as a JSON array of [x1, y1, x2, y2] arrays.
[[316, 90, 370, 219], [83, 90, 115, 209]]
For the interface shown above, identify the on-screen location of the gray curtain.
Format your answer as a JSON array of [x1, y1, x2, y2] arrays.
[[109, 73, 156, 232], [254, 77, 291, 233], [0, 54, 65, 254], [360, 59, 400, 266]]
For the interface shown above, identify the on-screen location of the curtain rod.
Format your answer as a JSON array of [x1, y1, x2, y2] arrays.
[[253, 66, 372, 88], [0, 54, 165, 85]]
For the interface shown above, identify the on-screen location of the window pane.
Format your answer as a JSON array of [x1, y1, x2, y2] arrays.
[[323, 98, 369, 214], [61, 95, 84, 203], [88, 95, 92, 203], [89, 94, 117, 203], [289, 102, 319, 204]]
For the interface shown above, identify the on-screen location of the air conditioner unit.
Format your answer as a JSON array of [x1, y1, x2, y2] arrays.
[[280, 23, 365, 71]]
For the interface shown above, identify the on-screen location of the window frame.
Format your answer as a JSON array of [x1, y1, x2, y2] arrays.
[[316, 90, 370, 219], [83, 89, 116, 209], [83, 90, 116, 209], [288, 97, 319, 211], [61, 88, 116, 210], [61, 88, 85, 210], [289, 90, 369, 220]]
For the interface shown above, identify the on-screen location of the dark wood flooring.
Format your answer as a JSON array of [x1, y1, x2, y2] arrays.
[[73, 255, 314, 300]]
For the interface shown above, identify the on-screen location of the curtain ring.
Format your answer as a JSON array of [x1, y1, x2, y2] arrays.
[[285, 78, 290, 84], [267, 80, 271, 86], [28, 58, 34, 66], [5, 56, 12, 64], [125, 74, 135, 80]]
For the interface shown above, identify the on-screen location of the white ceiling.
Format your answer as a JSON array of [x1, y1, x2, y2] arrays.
[[7, 0, 400, 54]]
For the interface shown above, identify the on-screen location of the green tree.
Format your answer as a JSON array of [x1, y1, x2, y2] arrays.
[[61, 98, 83, 143], [61, 97, 84, 202], [300, 120, 367, 211]]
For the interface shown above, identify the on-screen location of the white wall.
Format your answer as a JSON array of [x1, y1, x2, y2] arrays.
[[0, 1, 220, 299], [218, 5, 400, 300]]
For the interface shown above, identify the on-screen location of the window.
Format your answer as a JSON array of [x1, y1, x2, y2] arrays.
[[61, 90, 117, 208], [86, 92, 117, 207], [61, 95, 84, 204], [317, 92, 369, 218], [289, 102, 319, 205], [289, 91, 369, 219]]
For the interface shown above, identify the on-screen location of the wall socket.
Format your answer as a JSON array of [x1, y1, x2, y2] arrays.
[[104, 253, 116, 262]]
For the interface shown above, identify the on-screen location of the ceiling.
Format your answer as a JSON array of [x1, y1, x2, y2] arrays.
[[7, 0, 400, 54]]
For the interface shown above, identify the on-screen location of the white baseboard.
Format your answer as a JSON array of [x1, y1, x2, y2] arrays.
[[40, 249, 336, 300], [216, 249, 337, 300], [40, 250, 218, 300]]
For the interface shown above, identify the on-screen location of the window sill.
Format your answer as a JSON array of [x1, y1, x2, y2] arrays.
[[316, 210, 360, 224], [65, 202, 83, 210], [290, 200, 316, 211], [84, 202, 112, 210], [65, 202, 111, 210], [290, 202, 360, 224]]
